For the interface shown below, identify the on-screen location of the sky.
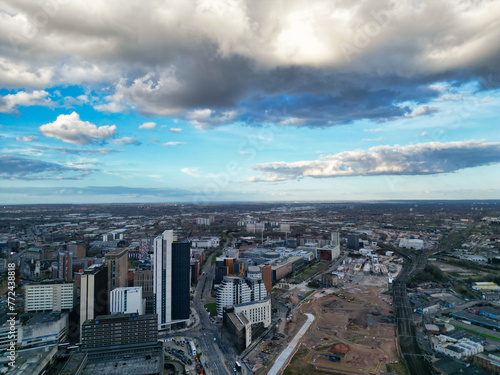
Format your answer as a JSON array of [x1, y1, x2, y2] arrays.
[[1, 0, 500, 204]]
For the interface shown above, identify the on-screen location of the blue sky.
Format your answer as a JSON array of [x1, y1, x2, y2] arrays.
[[1, 0, 500, 204]]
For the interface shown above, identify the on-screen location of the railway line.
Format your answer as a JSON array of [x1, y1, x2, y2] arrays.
[[383, 244, 434, 375]]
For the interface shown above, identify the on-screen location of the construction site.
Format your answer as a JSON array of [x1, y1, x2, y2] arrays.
[[277, 255, 403, 375]]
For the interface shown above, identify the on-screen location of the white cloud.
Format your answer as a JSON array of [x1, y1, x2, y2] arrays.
[[0, 58, 53, 88], [402, 105, 439, 119], [180, 167, 216, 179], [362, 137, 384, 142], [139, 121, 156, 129], [364, 128, 383, 132], [33, 145, 122, 155], [16, 135, 39, 142], [0, 90, 53, 114], [110, 137, 141, 146], [39, 112, 116, 145], [163, 142, 186, 146], [95, 71, 182, 116], [280, 117, 306, 126], [185, 109, 237, 129], [169, 128, 182, 133], [186, 109, 212, 121], [251, 140, 500, 181], [180, 168, 201, 177]]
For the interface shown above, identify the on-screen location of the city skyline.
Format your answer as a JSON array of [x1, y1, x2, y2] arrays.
[[1, 0, 500, 204]]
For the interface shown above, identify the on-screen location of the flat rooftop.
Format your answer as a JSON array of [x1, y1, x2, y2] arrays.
[[25, 311, 66, 326], [83, 345, 163, 375]]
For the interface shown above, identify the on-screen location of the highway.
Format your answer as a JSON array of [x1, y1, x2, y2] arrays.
[[385, 244, 434, 375]]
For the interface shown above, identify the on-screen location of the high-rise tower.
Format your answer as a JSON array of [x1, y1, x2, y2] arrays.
[[104, 248, 128, 292], [153, 230, 190, 330], [79, 263, 108, 336]]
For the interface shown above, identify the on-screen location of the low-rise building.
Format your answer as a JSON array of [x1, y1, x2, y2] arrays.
[[459, 254, 488, 263], [223, 309, 251, 353], [434, 339, 483, 359], [8, 345, 58, 375], [0, 319, 21, 350], [315, 245, 340, 261], [471, 282, 500, 301], [398, 238, 424, 250], [222, 299, 271, 352], [232, 299, 271, 329], [438, 329, 485, 345], [321, 273, 339, 287], [19, 312, 69, 349], [474, 352, 500, 374], [477, 306, 500, 320]]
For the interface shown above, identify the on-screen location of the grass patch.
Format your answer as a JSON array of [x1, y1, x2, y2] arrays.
[[201, 250, 214, 268], [312, 342, 335, 351], [386, 363, 409, 375], [291, 261, 329, 283], [204, 303, 217, 316], [211, 252, 221, 265], [452, 325, 500, 341], [300, 290, 315, 300]]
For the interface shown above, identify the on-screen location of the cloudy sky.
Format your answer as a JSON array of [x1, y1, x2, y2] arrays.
[[1, 0, 499, 204]]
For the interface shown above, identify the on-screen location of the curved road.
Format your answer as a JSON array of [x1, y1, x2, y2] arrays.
[[267, 313, 315, 375]]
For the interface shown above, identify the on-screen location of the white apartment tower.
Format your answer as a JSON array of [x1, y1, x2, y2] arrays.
[[154, 230, 174, 328], [216, 276, 268, 317]]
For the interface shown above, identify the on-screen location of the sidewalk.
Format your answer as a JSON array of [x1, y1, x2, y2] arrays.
[[158, 307, 201, 335]]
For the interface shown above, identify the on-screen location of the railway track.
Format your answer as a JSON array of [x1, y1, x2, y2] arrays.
[[383, 244, 434, 375]]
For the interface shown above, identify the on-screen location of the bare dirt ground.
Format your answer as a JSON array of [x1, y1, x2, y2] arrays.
[[284, 276, 399, 375], [429, 261, 469, 273]]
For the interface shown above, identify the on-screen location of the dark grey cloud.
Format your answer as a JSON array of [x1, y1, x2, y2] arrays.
[[1, 0, 500, 126], [0, 154, 93, 180], [250, 140, 500, 181]]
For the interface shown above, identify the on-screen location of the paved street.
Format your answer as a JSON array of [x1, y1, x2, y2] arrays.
[[179, 252, 235, 375], [267, 313, 315, 375]]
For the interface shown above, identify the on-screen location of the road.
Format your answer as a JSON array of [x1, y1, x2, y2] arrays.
[[184, 252, 235, 375], [267, 313, 315, 375]]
